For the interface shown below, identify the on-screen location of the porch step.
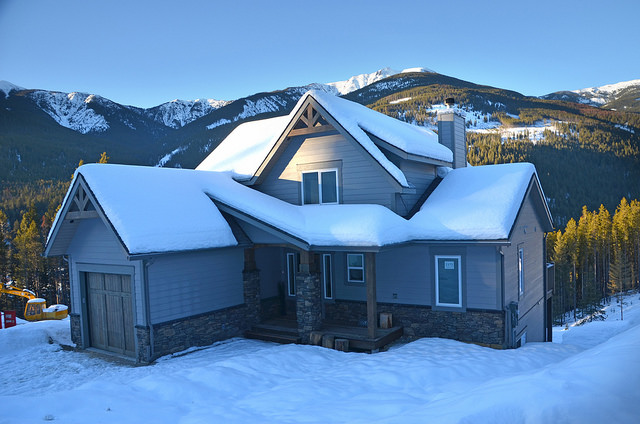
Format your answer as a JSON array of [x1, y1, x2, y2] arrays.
[[245, 322, 301, 344]]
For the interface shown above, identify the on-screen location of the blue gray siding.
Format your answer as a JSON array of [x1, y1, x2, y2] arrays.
[[466, 246, 501, 310], [396, 161, 437, 216], [377, 245, 431, 304], [67, 218, 144, 325], [147, 248, 244, 324], [503, 186, 546, 343], [438, 111, 466, 169], [257, 132, 399, 209], [255, 247, 283, 299], [332, 245, 501, 310]]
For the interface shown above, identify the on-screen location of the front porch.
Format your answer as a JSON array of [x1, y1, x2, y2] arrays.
[[242, 244, 403, 352], [245, 317, 404, 352]]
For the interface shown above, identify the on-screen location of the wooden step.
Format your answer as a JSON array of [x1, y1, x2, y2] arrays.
[[251, 323, 298, 336], [244, 329, 301, 344]]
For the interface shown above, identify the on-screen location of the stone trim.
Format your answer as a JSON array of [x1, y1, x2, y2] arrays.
[[135, 325, 151, 364], [69, 313, 81, 346], [151, 303, 251, 360], [243, 269, 261, 326], [325, 299, 505, 346], [296, 272, 322, 343]]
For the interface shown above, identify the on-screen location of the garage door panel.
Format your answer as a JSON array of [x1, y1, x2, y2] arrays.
[[105, 273, 122, 292], [88, 272, 104, 290], [86, 272, 135, 357], [122, 295, 135, 355], [88, 290, 106, 350], [106, 293, 125, 351], [121, 275, 131, 294]]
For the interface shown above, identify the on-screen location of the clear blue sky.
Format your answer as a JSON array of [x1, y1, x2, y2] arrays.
[[1, 0, 638, 108]]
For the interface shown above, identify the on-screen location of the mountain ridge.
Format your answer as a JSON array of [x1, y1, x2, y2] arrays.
[[1, 70, 639, 226]]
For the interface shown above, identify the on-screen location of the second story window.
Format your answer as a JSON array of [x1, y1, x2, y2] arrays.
[[302, 169, 338, 204]]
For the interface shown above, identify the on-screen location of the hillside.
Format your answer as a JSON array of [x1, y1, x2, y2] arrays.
[[1, 70, 639, 227], [349, 72, 640, 225], [542, 79, 640, 113]]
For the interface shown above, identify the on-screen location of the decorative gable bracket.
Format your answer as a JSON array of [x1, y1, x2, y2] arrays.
[[66, 182, 99, 221], [289, 103, 333, 137]]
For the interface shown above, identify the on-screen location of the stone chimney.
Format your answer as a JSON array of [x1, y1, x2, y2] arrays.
[[437, 98, 467, 169]]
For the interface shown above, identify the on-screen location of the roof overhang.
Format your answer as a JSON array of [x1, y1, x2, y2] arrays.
[[44, 174, 131, 259]]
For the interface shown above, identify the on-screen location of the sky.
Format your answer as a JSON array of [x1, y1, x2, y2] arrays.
[[1, 0, 639, 109]]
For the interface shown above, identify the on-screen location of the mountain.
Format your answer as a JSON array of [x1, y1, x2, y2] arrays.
[[145, 98, 232, 129], [323, 67, 435, 95], [1, 70, 639, 227], [542, 79, 640, 112]]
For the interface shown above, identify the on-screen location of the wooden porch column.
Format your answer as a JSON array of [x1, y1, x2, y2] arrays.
[[366, 252, 377, 339]]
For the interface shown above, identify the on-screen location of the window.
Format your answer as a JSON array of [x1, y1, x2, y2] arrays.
[[435, 255, 462, 307], [347, 253, 365, 283], [302, 169, 338, 204], [518, 248, 525, 295], [286, 253, 297, 296], [323, 254, 333, 299]]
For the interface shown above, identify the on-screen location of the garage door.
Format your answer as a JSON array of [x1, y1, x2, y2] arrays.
[[86, 272, 135, 357]]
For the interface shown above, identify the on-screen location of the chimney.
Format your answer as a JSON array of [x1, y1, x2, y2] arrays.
[[437, 98, 467, 169]]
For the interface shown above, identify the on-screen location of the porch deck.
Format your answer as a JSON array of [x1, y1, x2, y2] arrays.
[[245, 317, 403, 352]]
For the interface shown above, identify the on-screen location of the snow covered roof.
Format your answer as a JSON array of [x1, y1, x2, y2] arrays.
[[411, 163, 545, 240], [197, 90, 453, 187], [207, 162, 545, 246], [47, 162, 547, 257], [48, 164, 238, 256]]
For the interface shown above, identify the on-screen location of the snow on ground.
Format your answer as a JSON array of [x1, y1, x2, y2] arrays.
[[471, 121, 562, 143], [1, 293, 639, 423]]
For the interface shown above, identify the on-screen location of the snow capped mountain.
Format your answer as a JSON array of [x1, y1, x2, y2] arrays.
[[146, 98, 231, 129], [0, 80, 25, 97], [542, 78, 640, 111], [30, 91, 110, 134], [571, 79, 640, 105], [324, 67, 434, 95], [0, 68, 431, 135], [325, 67, 400, 95]]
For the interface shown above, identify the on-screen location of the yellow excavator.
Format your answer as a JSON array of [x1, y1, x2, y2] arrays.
[[0, 283, 68, 321]]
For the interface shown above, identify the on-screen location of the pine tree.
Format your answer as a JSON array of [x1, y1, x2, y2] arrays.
[[609, 248, 631, 320], [98, 152, 110, 164], [12, 205, 42, 296], [0, 210, 9, 284]]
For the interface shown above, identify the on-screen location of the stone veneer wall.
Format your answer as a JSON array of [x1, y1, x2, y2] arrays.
[[325, 300, 505, 347], [296, 272, 322, 343], [139, 267, 263, 363], [151, 303, 253, 360], [69, 313, 81, 346]]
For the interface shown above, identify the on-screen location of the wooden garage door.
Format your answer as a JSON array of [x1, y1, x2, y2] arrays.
[[86, 272, 135, 357]]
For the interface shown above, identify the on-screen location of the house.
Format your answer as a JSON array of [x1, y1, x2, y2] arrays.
[[45, 90, 554, 363]]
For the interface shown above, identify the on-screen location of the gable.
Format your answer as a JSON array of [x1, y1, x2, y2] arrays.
[[46, 164, 238, 258], [253, 96, 407, 191], [197, 90, 455, 188], [45, 175, 127, 257], [508, 175, 554, 238]]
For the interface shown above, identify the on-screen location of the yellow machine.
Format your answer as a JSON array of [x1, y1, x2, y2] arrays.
[[0, 283, 68, 321]]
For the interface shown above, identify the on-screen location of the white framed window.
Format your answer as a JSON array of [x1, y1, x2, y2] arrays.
[[347, 253, 365, 283], [286, 253, 297, 296], [323, 254, 333, 299], [302, 169, 338, 205], [435, 255, 462, 307], [518, 248, 524, 295]]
